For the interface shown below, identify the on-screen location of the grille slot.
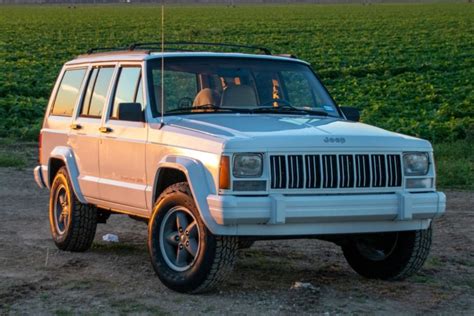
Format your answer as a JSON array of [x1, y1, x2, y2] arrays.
[[339, 154, 355, 188], [288, 155, 304, 188], [305, 155, 321, 188], [387, 154, 402, 187], [322, 155, 338, 188], [270, 153, 402, 190], [371, 154, 387, 187], [355, 154, 370, 187], [270, 155, 287, 189]]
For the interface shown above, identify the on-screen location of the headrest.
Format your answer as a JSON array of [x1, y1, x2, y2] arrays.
[[221, 85, 258, 108]]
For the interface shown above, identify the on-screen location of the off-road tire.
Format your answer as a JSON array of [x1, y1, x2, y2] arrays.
[[238, 238, 255, 249], [148, 182, 238, 294], [342, 227, 432, 280], [49, 167, 97, 252]]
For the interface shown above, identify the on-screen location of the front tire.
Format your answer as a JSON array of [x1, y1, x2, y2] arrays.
[[342, 227, 432, 280], [148, 182, 238, 293], [49, 167, 97, 252]]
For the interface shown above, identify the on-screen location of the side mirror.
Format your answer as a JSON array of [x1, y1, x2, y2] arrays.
[[340, 106, 360, 122], [118, 102, 144, 122]]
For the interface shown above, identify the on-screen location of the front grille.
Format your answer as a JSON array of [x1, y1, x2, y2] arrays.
[[270, 153, 402, 190]]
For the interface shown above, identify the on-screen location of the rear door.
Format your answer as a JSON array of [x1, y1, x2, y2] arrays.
[[69, 65, 116, 199], [98, 64, 148, 212], [42, 67, 87, 173]]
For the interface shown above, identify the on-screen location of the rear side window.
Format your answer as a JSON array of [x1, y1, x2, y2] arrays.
[[50, 69, 86, 116], [110, 67, 142, 119], [81, 67, 115, 118]]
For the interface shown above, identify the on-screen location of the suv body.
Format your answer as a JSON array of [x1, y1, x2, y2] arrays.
[[34, 48, 446, 293]]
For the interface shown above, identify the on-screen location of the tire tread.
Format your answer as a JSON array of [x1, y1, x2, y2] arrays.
[[52, 168, 97, 252]]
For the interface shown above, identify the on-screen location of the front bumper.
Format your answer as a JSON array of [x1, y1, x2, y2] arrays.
[[207, 191, 446, 236]]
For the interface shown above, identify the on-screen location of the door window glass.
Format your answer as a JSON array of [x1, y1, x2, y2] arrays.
[[51, 69, 86, 116], [81, 67, 114, 118], [135, 78, 144, 106], [110, 67, 141, 119]]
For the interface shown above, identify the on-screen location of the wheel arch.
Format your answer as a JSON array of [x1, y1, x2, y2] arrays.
[[151, 155, 224, 234], [48, 146, 87, 204]]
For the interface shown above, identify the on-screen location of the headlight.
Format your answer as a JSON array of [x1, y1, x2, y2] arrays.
[[233, 153, 263, 178], [403, 152, 429, 176]]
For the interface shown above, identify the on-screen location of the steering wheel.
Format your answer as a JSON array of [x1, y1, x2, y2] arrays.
[[177, 97, 194, 109]]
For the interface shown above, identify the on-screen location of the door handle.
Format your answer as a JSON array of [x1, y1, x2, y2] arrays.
[[99, 126, 113, 133], [70, 123, 82, 130]]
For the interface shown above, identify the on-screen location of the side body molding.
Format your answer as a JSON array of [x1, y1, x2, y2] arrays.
[[49, 146, 87, 204], [152, 155, 236, 235]]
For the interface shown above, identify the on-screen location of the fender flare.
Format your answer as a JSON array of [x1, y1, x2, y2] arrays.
[[152, 155, 236, 235], [49, 146, 87, 204]]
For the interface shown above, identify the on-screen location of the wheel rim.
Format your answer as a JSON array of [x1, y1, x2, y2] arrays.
[[159, 206, 200, 272], [54, 184, 70, 234], [355, 233, 399, 261]]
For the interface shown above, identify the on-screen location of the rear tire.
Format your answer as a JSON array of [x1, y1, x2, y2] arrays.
[[49, 167, 97, 252], [342, 227, 432, 280], [148, 182, 238, 293]]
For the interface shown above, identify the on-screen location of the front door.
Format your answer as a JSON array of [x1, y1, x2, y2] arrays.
[[98, 65, 148, 212]]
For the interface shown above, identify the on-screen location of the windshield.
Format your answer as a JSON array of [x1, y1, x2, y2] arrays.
[[147, 57, 340, 117]]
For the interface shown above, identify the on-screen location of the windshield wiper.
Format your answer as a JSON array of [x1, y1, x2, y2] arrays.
[[166, 104, 250, 114], [254, 99, 329, 116], [251, 105, 328, 116]]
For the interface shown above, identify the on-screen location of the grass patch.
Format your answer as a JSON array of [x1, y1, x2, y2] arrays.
[[109, 299, 167, 315], [424, 256, 444, 269], [54, 309, 73, 316], [411, 274, 438, 284], [434, 140, 474, 190], [0, 152, 27, 168], [91, 242, 145, 254]]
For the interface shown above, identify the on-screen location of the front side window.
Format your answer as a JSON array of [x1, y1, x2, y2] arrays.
[[50, 69, 86, 116], [147, 57, 339, 117], [111, 67, 142, 119], [81, 67, 115, 118]]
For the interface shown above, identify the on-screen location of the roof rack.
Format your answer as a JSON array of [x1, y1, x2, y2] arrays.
[[86, 46, 129, 54], [128, 41, 272, 55], [86, 41, 272, 56]]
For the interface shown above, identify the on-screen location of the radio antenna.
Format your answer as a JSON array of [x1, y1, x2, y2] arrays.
[[160, 2, 165, 128]]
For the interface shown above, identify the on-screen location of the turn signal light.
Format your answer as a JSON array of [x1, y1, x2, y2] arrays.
[[219, 156, 231, 190]]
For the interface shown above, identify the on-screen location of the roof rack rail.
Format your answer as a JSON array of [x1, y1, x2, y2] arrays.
[[86, 46, 130, 54], [128, 41, 272, 55], [276, 53, 298, 59]]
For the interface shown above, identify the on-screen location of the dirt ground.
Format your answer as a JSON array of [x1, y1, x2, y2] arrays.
[[1, 162, 473, 314]]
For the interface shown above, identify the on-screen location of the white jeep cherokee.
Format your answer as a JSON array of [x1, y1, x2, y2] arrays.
[[34, 43, 446, 293]]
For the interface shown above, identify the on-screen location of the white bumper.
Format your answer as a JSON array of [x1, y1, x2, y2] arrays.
[[206, 191, 446, 236], [34, 165, 47, 188]]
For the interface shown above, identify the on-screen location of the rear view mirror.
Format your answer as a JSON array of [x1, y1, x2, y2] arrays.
[[340, 106, 360, 122], [118, 103, 144, 122]]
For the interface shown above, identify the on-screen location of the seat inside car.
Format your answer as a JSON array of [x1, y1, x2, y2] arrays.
[[193, 88, 220, 107], [220, 85, 258, 108]]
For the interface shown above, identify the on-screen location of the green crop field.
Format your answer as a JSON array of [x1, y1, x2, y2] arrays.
[[0, 3, 473, 188]]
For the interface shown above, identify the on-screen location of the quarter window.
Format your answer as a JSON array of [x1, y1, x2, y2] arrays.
[[81, 67, 115, 118], [50, 69, 86, 116], [111, 67, 142, 119]]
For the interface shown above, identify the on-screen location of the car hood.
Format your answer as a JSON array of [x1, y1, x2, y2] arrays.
[[166, 114, 431, 151]]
